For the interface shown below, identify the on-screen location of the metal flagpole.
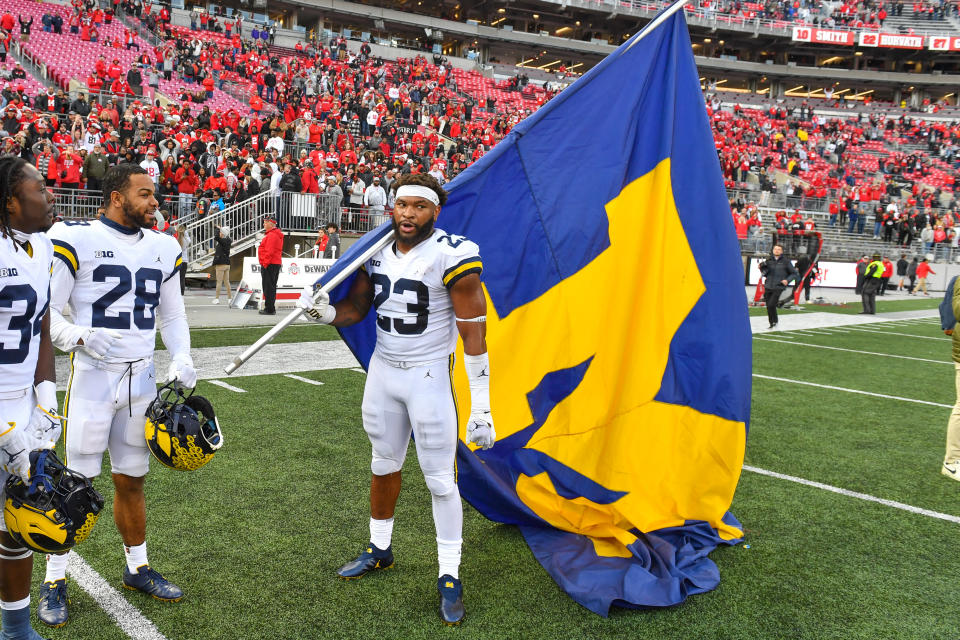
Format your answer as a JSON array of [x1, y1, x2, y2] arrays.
[[625, 0, 693, 51], [223, 229, 396, 374]]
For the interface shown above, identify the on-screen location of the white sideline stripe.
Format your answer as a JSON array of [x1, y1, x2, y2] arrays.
[[67, 553, 170, 640], [284, 374, 324, 386], [844, 326, 950, 341], [752, 374, 953, 408], [753, 337, 953, 365], [743, 465, 960, 525], [207, 379, 247, 393]]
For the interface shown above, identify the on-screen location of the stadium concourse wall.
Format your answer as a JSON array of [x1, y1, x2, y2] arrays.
[[166, 7, 482, 72], [255, 0, 960, 91]]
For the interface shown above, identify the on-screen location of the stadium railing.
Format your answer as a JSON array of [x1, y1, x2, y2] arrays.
[[182, 190, 345, 269], [52, 187, 103, 220], [544, 0, 958, 41]]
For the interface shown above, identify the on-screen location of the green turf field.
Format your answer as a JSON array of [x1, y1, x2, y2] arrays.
[[37, 315, 960, 640]]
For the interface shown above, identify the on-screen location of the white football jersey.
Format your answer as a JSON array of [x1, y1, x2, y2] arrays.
[[0, 232, 53, 393], [365, 228, 482, 364], [48, 217, 183, 361]]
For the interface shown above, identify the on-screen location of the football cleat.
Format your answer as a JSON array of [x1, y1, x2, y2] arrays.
[[37, 579, 68, 628], [336, 543, 394, 580], [437, 574, 465, 625], [122, 565, 184, 602], [943, 461, 960, 482], [145, 382, 223, 471], [4, 450, 104, 553]]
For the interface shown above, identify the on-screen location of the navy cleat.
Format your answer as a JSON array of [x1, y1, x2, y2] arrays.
[[37, 579, 68, 628], [437, 574, 465, 626], [122, 565, 183, 602], [336, 543, 394, 580]]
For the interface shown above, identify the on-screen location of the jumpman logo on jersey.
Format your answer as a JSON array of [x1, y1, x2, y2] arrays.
[[424, 370, 433, 379], [155, 256, 162, 263], [478, 368, 488, 377], [2, 445, 24, 465]]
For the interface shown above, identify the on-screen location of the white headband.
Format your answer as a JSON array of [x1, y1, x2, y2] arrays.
[[395, 185, 440, 206]]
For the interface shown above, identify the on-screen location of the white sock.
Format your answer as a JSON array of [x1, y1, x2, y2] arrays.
[[369, 518, 394, 550], [124, 542, 148, 573], [44, 551, 70, 583], [437, 538, 462, 579], [0, 596, 29, 611]]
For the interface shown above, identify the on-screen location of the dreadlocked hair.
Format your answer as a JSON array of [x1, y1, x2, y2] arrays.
[[0, 154, 29, 242]]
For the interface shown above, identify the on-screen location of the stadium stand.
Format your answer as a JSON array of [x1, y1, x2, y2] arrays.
[[4, 0, 960, 268]]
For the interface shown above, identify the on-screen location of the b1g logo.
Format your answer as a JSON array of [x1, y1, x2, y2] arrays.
[[95, 250, 115, 258], [0, 267, 19, 278]]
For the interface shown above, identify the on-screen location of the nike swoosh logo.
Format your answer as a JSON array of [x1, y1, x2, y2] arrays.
[[945, 464, 957, 475]]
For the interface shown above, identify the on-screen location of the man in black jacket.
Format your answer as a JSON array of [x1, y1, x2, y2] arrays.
[[212, 225, 232, 304], [759, 244, 798, 329], [278, 163, 302, 229]]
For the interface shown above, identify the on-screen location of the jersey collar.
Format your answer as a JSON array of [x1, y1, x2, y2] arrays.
[[99, 214, 140, 236]]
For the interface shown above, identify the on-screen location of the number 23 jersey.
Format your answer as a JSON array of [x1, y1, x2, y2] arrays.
[[48, 217, 183, 361], [366, 228, 482, 364]]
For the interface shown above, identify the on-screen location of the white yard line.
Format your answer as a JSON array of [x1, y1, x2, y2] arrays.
[[53, 342, 361, 391], [67, 553, 170, 640], [843, 326, 949, 341], [350, 368, 367, 374], [750, 309, 938, 334], [753, 337, 953, 365], [284, 374, 325, 386], [753, 374, 952, 408], [743, 466, 960, 525], [207, 380, 247, 393]]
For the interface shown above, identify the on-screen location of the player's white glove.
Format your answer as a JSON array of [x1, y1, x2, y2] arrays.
[[26, 380, 62, 449], [167, 355, 198, 388], [463, 352, 496, 449], [0, 423, 34, 481], [297, 286, 336, 324], [80, 327, 122, 359], [466, 412, 496, 450]]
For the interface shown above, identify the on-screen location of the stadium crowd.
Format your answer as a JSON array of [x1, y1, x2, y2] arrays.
[[1, 0, 960, 252], [0, 0, 560, 231]]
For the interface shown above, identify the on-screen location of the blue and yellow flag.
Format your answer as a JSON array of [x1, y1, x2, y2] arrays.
[[327, 6, 750, 616]]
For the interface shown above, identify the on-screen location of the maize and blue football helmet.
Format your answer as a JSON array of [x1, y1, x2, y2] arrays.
[[145, 382, 223, 471], [3, 450, 104, 553]]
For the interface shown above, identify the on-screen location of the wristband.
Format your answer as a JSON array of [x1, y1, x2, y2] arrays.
[[35, 380, 57, 411], [463, 352, 490, 414]]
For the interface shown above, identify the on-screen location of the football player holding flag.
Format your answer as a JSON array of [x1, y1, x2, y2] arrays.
[[298, 172, 495, 625], [0, 156, 60, 640], [39, 164, 196, 628]]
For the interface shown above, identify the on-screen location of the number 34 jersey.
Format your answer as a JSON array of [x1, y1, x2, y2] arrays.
[[48, 218, 183, 361], [366, 228, 482, 364], [0, 233, 53, 393]]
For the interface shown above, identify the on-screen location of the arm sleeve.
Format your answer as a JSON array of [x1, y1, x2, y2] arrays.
[[157, 269, 191, 363], [48, 257, 87, 352]]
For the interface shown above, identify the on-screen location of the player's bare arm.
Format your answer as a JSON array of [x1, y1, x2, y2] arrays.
[[450, 273, 487, 356]]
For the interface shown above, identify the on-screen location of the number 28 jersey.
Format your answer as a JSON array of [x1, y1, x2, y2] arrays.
[[365, 228, 482, 364], [0, 233, 52, 393], [48, 217, 183, 361]]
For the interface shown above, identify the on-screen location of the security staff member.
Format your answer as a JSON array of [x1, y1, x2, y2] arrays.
[[861, 253, 884, 315], [759, 244, 798, 329]]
